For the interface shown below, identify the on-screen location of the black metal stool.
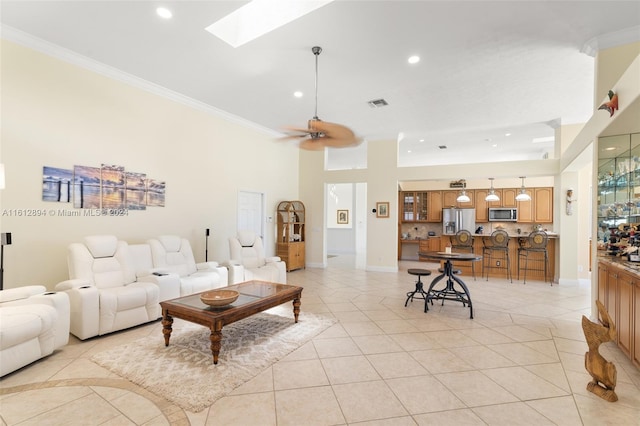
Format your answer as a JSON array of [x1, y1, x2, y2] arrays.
[[438, 267, 461, 274], [405, 268, 432, 311]]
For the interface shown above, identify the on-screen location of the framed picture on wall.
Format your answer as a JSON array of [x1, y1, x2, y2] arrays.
[[337, 209, 349, 224], [376, 202, 389, 218]]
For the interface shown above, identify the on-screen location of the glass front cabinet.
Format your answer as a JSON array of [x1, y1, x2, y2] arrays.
[[597, 133, 640, 229], [276, 200, 306, 272]]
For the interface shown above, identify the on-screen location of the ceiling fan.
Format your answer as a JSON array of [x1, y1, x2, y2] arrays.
[[281, 46, 361, 151]]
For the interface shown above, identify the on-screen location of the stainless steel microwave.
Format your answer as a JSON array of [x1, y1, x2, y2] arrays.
[[488, 208, 518, 222]]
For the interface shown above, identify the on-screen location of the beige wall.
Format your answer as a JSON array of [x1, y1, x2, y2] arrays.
[[0, 40, 300, 290], [2, 36, 639, 296]]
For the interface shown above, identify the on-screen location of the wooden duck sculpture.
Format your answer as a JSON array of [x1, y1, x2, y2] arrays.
[[581, 299, 618, 402]]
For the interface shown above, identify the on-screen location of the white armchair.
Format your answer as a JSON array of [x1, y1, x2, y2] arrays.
[[228, 230, 286, 284], [0, 285, 70, 377], [147, 235, 228, 294], [56, 235, 160, 340]]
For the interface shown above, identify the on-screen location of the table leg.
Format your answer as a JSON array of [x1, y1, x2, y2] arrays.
[[210, 322, 222, 364], [293, 296, 301, 323], [162, 313, 173, 347], [425, 271, 446, 312], [451, 273, 474, 319], [426, 260, 474, 319]]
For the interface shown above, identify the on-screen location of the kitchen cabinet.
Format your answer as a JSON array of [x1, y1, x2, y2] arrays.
[[606, 267, 618, 323], [534, 187, 554, 223], [598, 262, 608, 306], [427, 191, 443, 222], [618, 271, 633, 357], [401, 191, 428, 222], [597, 260, 640, 368], [443, 190, 475, 208], [502, 188, 517, 207], [516, 189, 534, 223], [418, 237, 441, 258], [634, 278, 640, 367], [475, 189, 502, 222]]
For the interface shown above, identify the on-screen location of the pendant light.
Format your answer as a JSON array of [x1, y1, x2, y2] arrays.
[[515, 176, 531, 201], [456, 189, 470, 202], [485, 178, 500, 202]]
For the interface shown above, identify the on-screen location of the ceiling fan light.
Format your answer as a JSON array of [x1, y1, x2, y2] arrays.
[[457, 190, 471, 202]]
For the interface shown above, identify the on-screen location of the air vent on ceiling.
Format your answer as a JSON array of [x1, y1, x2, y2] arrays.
[[367, 98, 388, 108], [438, 145, 447, 149]]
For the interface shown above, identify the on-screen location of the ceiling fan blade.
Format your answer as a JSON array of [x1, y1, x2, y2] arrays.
[[280, 120, 362, 150]]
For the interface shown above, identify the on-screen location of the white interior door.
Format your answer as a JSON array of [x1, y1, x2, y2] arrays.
[[237, 191, 264, 239]]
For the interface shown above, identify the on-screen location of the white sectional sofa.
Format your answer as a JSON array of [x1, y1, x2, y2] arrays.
[[57, 235, 230, 340], [56, 235, 162, 340], [228, 230, 287, 284], [0, 285, 70, 377], [147, 235, 228, 295]]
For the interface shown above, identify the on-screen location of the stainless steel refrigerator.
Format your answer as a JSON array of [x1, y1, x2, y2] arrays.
[[442, 208, 476, 235]]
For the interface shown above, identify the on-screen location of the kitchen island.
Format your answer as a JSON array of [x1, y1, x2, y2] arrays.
[[436, 232, 558, 282]]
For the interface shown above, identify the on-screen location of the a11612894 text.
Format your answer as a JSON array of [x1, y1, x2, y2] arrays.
[[2, 208, 129, 217]]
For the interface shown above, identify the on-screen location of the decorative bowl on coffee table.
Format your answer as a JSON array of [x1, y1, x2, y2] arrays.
[[200, 289, 239, 307]]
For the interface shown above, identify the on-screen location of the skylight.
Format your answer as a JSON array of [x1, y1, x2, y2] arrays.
[[205, 0, 334, 48]]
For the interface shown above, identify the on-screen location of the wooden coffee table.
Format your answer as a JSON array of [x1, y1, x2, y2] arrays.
[[160, 280, 303, 364]]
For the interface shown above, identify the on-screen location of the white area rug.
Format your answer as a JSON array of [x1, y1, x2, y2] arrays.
[[91, 312, 336, 412]]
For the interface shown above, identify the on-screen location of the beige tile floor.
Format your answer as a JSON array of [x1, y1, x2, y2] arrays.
[[1, 257, 640, 425]]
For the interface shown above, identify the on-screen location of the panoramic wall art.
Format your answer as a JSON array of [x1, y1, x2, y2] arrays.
[[42, 166, 73, 203], [42, 164, 166, 210]]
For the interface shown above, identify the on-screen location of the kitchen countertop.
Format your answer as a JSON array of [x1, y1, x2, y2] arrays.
[[401, 233, 559, 242], [598, 253, 640, 275], [442, 232, 559, 238]]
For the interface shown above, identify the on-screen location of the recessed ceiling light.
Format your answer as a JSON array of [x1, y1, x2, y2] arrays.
[[408, 150, 412, 153], [293, 91, 303, 98], [492, 144, 498, 148], [604, 147, 617, 151], [156, 7, 172, 19], [408, 55, 420, 64], [505, 133, 511, 137], [419, 139, 425, 142]]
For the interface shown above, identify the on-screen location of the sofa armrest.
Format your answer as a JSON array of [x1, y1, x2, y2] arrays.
[[55, 279, 92, 291], [265, 256, 282, 263], [196, 261, 219, 270], [135, 267, 164, 277], [0, 285, 48, 303], [225, 262, 245, 284]]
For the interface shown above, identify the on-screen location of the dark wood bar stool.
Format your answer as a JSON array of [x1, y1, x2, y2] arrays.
[[517, 230, 551, 285], [405, 268, 432, 311], [482, 230, 512, 282]]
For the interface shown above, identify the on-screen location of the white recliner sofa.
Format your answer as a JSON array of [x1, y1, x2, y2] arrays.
[[129, 235, 228, 301], [56, 235, 161, 340], [0, 285, 70, 377], [228, 230, 287, 284]]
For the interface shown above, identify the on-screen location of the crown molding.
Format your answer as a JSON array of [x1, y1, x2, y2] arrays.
[[581, 25, 640, 57], [1, 25, 282, 137]]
